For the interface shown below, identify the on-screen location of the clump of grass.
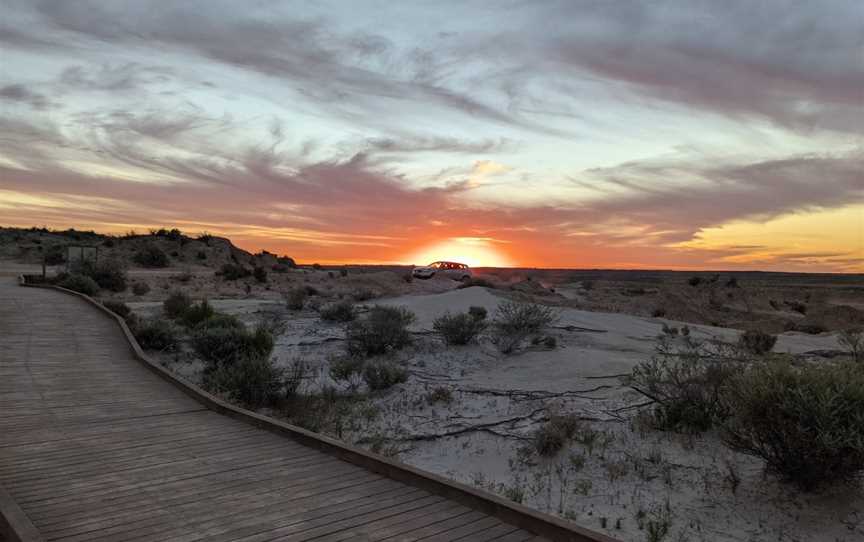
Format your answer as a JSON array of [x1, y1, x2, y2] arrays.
[[163, 291, 192, 319], [319, 300, 356, 322], [722, 360, 864, 491], [533, 413, 581, 457], [347, 305, 416, 356], [738, 329, 777, 355], [58, 274, 99, 296], [133, 319, 178, 351], [362, 360, 407, 391], [433, 311, 487, 345]]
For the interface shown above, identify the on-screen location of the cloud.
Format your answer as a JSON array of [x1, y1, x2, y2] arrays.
[[0, 84, 52, 110]]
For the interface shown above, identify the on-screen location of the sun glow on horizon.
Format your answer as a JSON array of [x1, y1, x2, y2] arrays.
[[403, 237, 515, 268]]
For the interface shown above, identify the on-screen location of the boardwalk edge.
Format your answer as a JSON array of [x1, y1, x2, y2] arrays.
[[18, 276, 620, 542]]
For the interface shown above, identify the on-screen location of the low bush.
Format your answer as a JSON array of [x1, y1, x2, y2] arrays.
[[353, 288, 376, 302], [163, 291, 192, 319], [133, 319, 177, 351], [629, 338, 742, 433], [132, 282, 150, 296], [286, 287, 307, 310], [347, 306, 416, 356], [687, 276, 702, 287], [492, 301, 557, 353], [102, 300, 131, 319], [363, 360, 407, 391], [426, 386, 453, 404], [433, 311, 487, 345], [722, 360, 864, 491], [253, 266, 268, 283], [329, 354, 365, 391], [44, 247, 66, 265], [134, 244, 169, 268], [83, 259, 127, 292], [320, 300, 356, 322], [220, 263, 251, 280], [533, 414, 581, 457], [204, 356, 283, 408], [58, 274, 99, 296], [839, 328, 863, 363], [192, 324, 274, 370], [738, 329, 777, 356], [181, 299, 215, 327]]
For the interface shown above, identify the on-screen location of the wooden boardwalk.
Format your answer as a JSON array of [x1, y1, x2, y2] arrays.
[[0, 279, 602, 542]]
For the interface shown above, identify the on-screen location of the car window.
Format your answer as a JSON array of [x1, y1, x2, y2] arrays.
[[429, 262, 439, 268]]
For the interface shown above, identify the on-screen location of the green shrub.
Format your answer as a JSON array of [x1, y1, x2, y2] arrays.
[[204, 356, 283, 408], [133, 319, 177, 351], [253, 266, 268, 283], [181, 299, 215, 327], [629, 338, 742, 433], [722, 361, 864, 491], [347, 306, 416, 356], [134, 244, 169, 268], [363, 361, 407, 391], [192, 324, 274, 370], [319, 300, 356, 322], [286, 287, 307, 310], [163, 291, 192, 319], [533, 414, 581, 457], [738, 329, 777, 355], [82, 259, 127, 292], [492, 301, 557, 353], [132, 282, 150, 296], [59, 274, 99, 296], [433, 312, 487, 345], [103, 300, 131, 319]]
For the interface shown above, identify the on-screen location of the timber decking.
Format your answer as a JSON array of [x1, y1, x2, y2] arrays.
[[0, 279, 610, 542]]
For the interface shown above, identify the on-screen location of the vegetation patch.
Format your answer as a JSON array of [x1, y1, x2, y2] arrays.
[[163, 291, 192, 319], [133, 319, 178, 351], [362, 360, 407, 391], [347, 305, 416, 356], [58, 274, 99, 296], [722, 360, 864, 491], [433, 310, 487, 345], [319, 300, 356, 322], [134, 244, 169, 268]]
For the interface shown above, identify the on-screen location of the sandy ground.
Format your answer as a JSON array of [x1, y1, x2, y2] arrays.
[[139, 285, 858, 542]]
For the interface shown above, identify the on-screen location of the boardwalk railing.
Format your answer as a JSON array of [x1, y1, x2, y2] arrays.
[[7, 276, 620, 542]]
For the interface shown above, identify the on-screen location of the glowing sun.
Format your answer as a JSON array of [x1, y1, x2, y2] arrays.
[[404, 237, 513, 268]]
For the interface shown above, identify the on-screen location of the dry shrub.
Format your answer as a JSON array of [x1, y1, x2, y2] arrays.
[[347, 306, 415, 356], [181, 299, 215, 327], [132, 282, 150, 296], [134, 244, 169, 268], [59, 274, 99, 296], [102, 300, 131, 319], [433, 311, 487, 345], [738, 329, 777, 355], [192, 324, 274, 371], [362, 360, 407, 391], [163, 291, 192, 319], [492, 301, 557, 353], [533, 413, 581, 457], [722, 360, 864, 491], [133, 319, 177, 351], [286, 287, 307, 310], [629, 337, 742, 433], [319, 300, 356, 322], [204, 356, 282, 408], [839, 328, 863, 363]]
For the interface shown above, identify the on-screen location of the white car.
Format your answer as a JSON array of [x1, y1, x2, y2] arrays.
[[412, 261, 472, 281]]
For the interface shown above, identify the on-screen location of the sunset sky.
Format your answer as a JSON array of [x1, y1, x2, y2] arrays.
[[1, 1, 862, 271]]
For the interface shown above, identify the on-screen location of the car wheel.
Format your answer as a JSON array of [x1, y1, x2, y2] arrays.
[[460, 275, 470, 281]]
